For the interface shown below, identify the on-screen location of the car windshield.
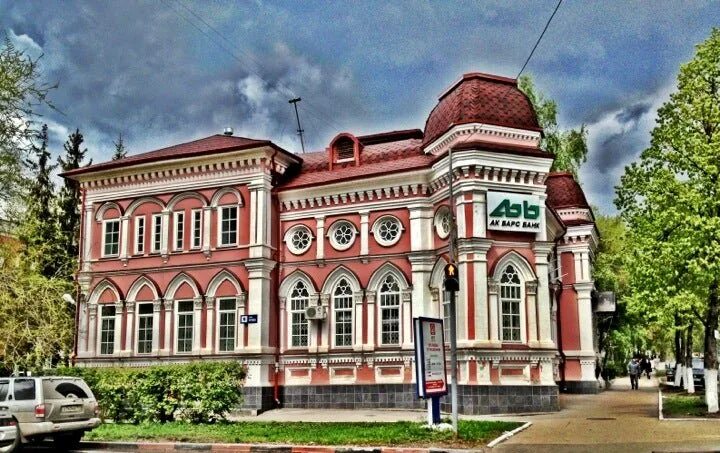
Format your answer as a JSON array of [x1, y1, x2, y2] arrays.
[[692, 358, 704, 369]]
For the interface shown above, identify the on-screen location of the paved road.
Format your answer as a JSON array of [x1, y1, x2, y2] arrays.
[[494, 375, 720, 453]]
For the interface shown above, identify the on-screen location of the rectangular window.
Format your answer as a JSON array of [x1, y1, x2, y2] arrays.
[[218, 298, 236, 352], [174, 212, 184, 251], [152, 214, 162, 253], [290, 293, 308, 347], [100, 305, 116, 355], [219, 206, 238, 246], [380, 293, 400, 345], [176, 300, 194, 353], [442, 292, 451, 344], [501, 285, 522, 342], [191, 209, 202, 249], [137, 303, 154, 354], [135, 216, 145, 254], [333, 293, 353, 347], [103, 220, 120, 256], [13, 379, 36, 401]]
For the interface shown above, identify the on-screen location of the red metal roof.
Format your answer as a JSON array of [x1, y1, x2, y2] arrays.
[[62, 134, 298, 178], [545, 172, 590, 209], [280, 137, 433, 189], [423, 72, 542, 146]]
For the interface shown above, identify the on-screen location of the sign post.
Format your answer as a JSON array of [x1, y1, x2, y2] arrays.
[[447, 147, 458, 433], [414, 317, 448, 425]]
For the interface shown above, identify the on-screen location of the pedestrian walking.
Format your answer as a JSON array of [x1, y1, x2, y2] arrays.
[[627, 357, 640, 390]]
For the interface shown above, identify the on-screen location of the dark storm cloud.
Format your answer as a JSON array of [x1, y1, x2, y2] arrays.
[[615, 102, 653, 126]]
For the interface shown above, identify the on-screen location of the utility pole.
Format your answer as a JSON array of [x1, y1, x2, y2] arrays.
[[447, 147, 458, 433], [288, 98, 306, 154]]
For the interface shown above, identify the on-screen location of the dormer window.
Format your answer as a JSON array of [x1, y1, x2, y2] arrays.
[[329, 133, 362, 169]]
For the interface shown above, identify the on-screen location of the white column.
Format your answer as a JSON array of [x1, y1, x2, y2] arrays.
[[163, 299, 173, 355], [160, 210, 170, 257], [359, 210, 369, 257], [119, 216, 130, 261], [87, 303, 98, 356], [236, 292, 247, 351], [353, 291, 364, 351], [192, 297, 203, 353], [82, 204, 94, 271], [202, 206, 212, 254], [315, 216, 325, 261], [244, 258, 275, 353], [307, 294, 319, 353], [152, 300, 161, 354], [409, 254, 434, 320], [113, 301, 123, 355], [401, 290, 412, 349], [408, 203, 432, 252], [204, 297, 215, 354], [455, 193, 466, 239], [278, 297, 287, 353], [124, 302, 135, 355], [249, 189, 257, 245], [318, 294, 330, 352], [535, 194, 548, 242], [472, 190, 487, 238], [488, 279, 500, 346], [365, 293, 376, 350], [472, 245, 491, 344], [456, 253, 469, 344], [575, 282, 595, 354], [534, 243, 554, 347], [526, 281, 539, 347], [78, 300, 89, 355]]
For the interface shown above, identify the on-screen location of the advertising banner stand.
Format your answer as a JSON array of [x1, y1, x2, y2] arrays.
[[413, 317, 448, 426]]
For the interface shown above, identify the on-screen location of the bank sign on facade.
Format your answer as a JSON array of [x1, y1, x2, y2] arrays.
[[487, 192, 542, 233]]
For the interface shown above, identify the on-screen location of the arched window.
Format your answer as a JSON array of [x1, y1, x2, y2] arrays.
[[333, 278, 353, 347], [500, 265, 522, 342], [290, 281, 309, 347], [379, 275, 401, 345]]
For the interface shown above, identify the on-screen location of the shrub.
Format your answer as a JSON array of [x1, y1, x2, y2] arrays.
[[44, 361, 246, 423]]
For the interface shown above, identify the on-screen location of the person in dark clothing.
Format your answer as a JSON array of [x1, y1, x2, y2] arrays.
[[627, 357, 640, 389], [643, 357, 652, 378]]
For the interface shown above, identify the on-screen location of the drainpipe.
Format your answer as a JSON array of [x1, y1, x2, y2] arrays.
[[72, 187, 87, 365], [269, 148, 282, 406]]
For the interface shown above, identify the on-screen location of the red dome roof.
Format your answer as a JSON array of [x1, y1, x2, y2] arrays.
[[545, 172, 590, 210], [423, 72, 542, 146]]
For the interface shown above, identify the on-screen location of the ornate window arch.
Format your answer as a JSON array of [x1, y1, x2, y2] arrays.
[[126, 276, 162, 355], [165, 273, 202, 354], [368, 263, 410, 346], [321, 266, 362, 348], [491, 252, 536, 344], [211, 188, 243, 248], [206, 270, 246, 353], [86, 279, 123, 356], [279, 271, 318, 350]]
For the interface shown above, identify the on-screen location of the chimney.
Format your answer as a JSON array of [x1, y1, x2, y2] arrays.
[[223, 127, 234, 136]]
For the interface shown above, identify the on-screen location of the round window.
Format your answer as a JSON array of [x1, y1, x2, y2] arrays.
[[286, 225, 312, 255], [373, 216, 402, 247], [329, 221, 356, 251], [435, 207, 452, 239]]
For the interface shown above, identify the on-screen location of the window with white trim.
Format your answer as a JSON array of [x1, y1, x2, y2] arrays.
[[176, 300, 194, 353], [151, 214, 162, 253], [218, 298, 236, 352], [434, 207, 452, 239], [286, 225, 312, 255], [103, 220, 120, 257], [135, 216, 145, 254], [441, 290, 451, 344], [379, 275, 400, 345], [373, 216, 402, 247], [191, 209, 202, 249], [328, 221, 356, 251], [500, 265, 522, 342], [289, 281, 309, 347], [174, 212, 185, 251], [99, 305, 115, 355], [219, 206, 238, 246], [333, 278, 353, 347], [136, 303, 153, 354]]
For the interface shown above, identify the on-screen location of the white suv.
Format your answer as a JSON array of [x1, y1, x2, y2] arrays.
[[0, 377, 101, 451]]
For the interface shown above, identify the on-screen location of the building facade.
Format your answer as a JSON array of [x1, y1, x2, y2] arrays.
[[63, 72, 600, 414]]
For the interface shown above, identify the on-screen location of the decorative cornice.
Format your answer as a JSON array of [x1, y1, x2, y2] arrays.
[[424, 123, 542, 156]]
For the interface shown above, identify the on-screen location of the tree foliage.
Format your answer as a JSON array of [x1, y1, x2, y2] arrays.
[[112, 132, 126, 160], [518, 74, 588, 176], [615, 28, 720, 409], [0, 36, 56, 215]]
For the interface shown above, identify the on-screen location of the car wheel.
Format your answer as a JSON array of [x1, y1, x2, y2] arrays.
[[53, 431, 83, 450], [0, 425, 20, 453]]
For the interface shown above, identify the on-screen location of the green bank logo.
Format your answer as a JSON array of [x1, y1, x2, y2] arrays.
[[487, 193, 542, 232]]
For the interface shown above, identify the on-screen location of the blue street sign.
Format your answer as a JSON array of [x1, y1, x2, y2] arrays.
[[240, 315, 258, 324]]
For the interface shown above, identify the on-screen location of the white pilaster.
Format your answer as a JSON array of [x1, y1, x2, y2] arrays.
[[401, 290, 412, 349], [202, 206, 212, 254], [87, 303, 97, 356], [534, 242, 554, 347], [244, 258, 275, 353], [472, 190, 487, 238], [408, 203, 433, 252], [78, 300, 89, 355], [575, 281, 595, 355], [192, 297, 203, 354], [114, 301, 123, 355], [83, 204, 93, 271], [124, 302, 135, 355], [359, 210, 369, 256], [353, 291, 364, 351], [315, 216, 325, 260], [204, 297, 215, 354], [119, 216, 130, 261], [365, 293, 376, 350], [163, 299, 172, 355], [409, 253, 434, 321], [236, 292, 247, 351], [488, 279, 501, 347], [160, 210, 170, 258], [318, 294, 330, 352], [526, 281, 539, 347], [152, 300, 161, 354]]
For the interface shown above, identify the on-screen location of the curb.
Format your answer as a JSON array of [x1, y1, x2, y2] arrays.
[[80, 442, 485, 452], [485, 422, 532, 448]]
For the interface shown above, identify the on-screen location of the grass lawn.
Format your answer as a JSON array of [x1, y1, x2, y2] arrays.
[[86, 420, 523, 448], [663, 394, 709, 418]]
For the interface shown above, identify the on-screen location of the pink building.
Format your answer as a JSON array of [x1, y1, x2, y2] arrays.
[[63, 72, 600, 414]]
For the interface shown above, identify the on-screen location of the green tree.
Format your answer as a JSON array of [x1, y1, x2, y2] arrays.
[[518, 75, 588, 176], [57, 128, 91, 276], [112, 132, 127, 160], [0, 36, 56, 216], [615, 28, 720, 411], [18, 124, 66, 277]]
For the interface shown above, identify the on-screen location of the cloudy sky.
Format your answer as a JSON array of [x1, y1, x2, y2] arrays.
[[2, 1, 718, 213]]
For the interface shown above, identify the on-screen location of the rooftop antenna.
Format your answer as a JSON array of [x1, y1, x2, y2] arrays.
[[288, 97, 306, 154]]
